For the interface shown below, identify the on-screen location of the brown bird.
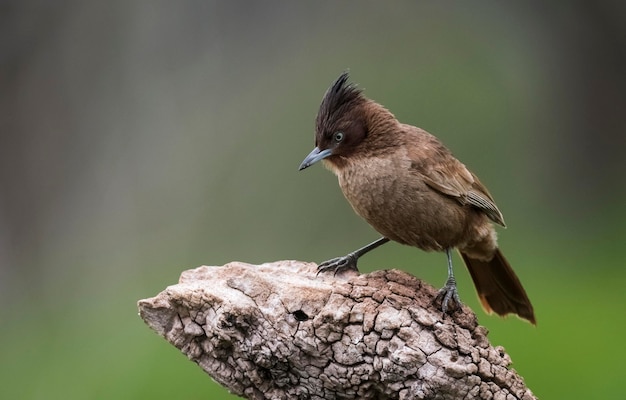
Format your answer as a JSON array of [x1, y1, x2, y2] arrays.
[[299, 72, 535, 324]]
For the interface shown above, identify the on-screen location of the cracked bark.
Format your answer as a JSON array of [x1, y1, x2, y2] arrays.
[[138, 260, 536, 400]]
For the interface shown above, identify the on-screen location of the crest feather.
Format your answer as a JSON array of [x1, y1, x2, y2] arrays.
[[316, 72, 365, 131]]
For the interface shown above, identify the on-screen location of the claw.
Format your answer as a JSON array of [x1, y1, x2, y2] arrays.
[[435, 248, 463, 315], [315, 237, 389, 277], [436, 276, 462, 313], [317, 254, 359, 275]]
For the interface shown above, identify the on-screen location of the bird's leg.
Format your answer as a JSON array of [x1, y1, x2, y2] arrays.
[[317, 237, 390, 275], [437, 248, 462, 313]]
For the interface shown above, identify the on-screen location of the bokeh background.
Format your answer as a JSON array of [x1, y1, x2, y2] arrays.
[[1, 1, 625, 399]]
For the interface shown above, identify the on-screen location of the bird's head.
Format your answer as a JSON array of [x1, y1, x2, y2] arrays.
[[299, 72, 396, 172]]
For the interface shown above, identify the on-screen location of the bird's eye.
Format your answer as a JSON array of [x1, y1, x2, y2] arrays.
[[334, 132, 344, 142]]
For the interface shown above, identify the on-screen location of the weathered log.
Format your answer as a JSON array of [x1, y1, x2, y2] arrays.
[[138, 260, 536, 400]]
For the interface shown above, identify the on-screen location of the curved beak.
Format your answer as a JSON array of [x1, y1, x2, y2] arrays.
[[298, 147, 332, 171]]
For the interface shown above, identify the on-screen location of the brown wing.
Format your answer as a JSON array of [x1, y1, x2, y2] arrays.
[[408, 135, 505, 226], [464, 174, 506, 226]]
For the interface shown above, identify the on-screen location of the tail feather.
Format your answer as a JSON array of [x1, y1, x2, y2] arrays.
[[460, 249, 536, 324]]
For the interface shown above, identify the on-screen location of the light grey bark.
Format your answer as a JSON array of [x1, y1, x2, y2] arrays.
[[138, 260, 536, 400]]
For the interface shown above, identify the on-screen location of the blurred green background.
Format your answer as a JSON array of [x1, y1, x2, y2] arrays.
[[1, 2, 625, 399]]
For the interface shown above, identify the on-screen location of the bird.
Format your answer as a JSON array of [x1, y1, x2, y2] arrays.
[[298, 72, 535, 324]]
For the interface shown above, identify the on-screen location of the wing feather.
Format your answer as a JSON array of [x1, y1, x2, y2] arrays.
[[408, 134, 505, 226]]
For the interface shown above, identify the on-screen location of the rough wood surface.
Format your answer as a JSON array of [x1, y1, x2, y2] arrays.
[[138, 260, 536, 400]]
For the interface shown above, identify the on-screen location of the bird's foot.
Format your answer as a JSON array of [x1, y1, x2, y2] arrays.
[[436, 276, 462, 314], [317, 253, 359, 276]]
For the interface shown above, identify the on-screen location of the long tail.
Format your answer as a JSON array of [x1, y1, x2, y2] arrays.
[[460, 249, 536, 324]]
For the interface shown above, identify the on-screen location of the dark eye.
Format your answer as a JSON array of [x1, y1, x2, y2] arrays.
[[334, 132, 344, 142]]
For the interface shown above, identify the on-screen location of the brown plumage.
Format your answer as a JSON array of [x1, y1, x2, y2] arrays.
[[299, 72, 535, 324]]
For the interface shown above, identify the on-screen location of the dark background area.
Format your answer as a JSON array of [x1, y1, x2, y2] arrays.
[[1, 2, 625, 398]]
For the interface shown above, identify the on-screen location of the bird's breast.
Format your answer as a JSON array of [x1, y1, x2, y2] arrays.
[[338, 156, 405, 218], [336, 153, 471, 251]]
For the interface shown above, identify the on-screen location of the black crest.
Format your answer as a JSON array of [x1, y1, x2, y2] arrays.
[[316, 72, 365, 131]]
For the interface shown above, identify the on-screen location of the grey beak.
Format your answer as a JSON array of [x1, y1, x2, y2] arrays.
[[298, 147, 332, 170]]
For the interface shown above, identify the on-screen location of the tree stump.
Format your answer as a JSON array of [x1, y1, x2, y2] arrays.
[[138, 260, 536, 400]]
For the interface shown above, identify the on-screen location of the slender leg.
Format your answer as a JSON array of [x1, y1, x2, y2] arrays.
[[437, 248, 462, 313], [317, 237, 390, 275]]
